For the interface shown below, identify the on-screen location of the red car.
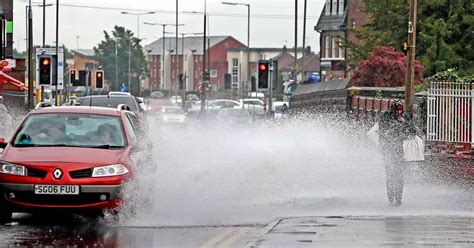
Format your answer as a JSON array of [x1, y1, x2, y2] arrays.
[[0, 106, 138, 222]]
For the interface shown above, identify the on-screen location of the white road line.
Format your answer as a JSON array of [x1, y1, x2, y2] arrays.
[[219, 228, 245, 247], [200, 228, 235, 248]]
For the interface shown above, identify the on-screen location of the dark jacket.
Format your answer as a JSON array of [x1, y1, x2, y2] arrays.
[[378, 109, 417, 154]]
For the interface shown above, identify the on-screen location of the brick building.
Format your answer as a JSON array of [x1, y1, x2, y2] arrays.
[[145, 36, 246, 92], [314, 0, 369, 81], [69, 49, 99, 88], [226, 47, 304, 89]]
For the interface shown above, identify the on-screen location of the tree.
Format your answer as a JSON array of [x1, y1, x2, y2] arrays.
[[351, 46, 424, 87], [343, 0, 474, 77], [94, 26, 147, 93]]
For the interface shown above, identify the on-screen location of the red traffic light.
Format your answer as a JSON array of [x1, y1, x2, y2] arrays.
[[97, 72, 102, 78], [42, 58, 50, 66], [70, 70, 75, 75], [259, 64, 267, 71]]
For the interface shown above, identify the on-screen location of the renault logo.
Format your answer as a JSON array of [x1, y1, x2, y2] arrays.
[[53, 169, 63, 179]]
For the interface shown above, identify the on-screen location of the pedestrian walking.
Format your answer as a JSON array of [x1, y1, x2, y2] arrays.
[[378, 100, 417, 207]]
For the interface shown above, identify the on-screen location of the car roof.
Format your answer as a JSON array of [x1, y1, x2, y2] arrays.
[[80, 95, 135, 99], [30, 106, 123, 116]]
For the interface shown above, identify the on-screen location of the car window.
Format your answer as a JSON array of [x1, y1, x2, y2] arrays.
[[13, 113, 126, 148], [124, 114, 138, 145]]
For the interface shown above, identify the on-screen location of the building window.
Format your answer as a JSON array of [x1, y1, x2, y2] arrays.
[[232, 58, 239, 84], [210, 69, 218, 78], [338, 38, 344, 58], [172, 55, 174, 63], [325, 0, 331, 15], [332, 37, 337, 58], [332, 0, 338, 15], [338, 0, 344, 15], [325, 36, 330, 58], [172, 70, 175, 79], [195, 56, 197, 62]]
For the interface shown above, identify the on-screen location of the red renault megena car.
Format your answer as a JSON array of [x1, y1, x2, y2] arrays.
[[0, 106, 139, 222]]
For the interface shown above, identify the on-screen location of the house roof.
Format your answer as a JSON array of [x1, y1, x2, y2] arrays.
[[72, 49, 95, 58], [145, 36, 234, 55], [314, 7, 347, 31], [227, 47, 305, 53], [280, 53, 320, 72]]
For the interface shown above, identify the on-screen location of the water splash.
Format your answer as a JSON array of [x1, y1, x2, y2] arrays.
[[118, 113, 473, 227]]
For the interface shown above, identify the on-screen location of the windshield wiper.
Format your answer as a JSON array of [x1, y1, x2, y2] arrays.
[[14, 143, 38, 147], [15, 144, 69, 147], [84, 145, 125, 149]]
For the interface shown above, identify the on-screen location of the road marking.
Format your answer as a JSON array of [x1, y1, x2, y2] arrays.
[[200, 228, 235, 248], [219, 229, 245, 247]]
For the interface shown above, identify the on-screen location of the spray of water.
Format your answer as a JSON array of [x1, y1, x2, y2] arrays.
[[117, 113, 473, 227]]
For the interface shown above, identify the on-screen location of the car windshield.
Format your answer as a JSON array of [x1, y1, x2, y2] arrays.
[[13, 113, 126, 148], [78, 97, 138, 112]]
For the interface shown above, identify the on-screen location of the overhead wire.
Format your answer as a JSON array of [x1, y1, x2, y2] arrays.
[[20, 0, 319, 20]]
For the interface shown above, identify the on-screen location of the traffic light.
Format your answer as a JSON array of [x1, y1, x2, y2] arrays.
[[95, 70, 104, 88], [258, 60, 269, 89], [39, 56, 52, 85], [204, 71, 210, 80], [69, 69, 77, 85]]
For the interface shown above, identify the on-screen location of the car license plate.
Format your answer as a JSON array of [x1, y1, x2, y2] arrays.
[[34, 185, 80, 195]]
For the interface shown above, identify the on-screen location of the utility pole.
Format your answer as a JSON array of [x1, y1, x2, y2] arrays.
[[200, 0, 207, 112], [405, 0, 417, 113], [176, 0, 179, 97], [27, 1, 34, 109], [128, 39, 131, 94], [55, 0, 59, 106], [302, 0, 307, 82], [42, 0, 46, 47], [115, 39, 118, 91], [294, 0, 298, 82]]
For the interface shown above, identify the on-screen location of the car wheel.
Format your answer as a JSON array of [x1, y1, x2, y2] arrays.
[[0, 208, 12, 223]]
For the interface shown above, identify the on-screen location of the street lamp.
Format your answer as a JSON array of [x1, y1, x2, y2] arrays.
[[144, 22, 184, 94], [166, 32, 204, 92], [121, 11, 155, 40], [222, 2, 250, 97]]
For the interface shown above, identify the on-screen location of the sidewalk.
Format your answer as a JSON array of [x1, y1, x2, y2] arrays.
[[249, 216, 474, 247]]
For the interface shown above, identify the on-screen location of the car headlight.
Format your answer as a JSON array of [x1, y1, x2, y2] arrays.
[[92, 164, 129, 178], [0, 161, 26, 176]]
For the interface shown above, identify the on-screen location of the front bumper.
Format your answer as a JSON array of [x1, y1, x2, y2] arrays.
[[0, 183, 123, 211]]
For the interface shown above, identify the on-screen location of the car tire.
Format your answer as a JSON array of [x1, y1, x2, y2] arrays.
[[0, 208, 12, 223]]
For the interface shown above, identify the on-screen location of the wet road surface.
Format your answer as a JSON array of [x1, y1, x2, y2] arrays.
[[1, 214, 473, 247]]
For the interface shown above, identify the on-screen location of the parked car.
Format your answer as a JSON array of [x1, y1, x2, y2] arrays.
[[0, 106, 139, 222], [150, 91, 165, 99], [169, 96, 182, 105], [206, 99, 242, 110], [159, 106, 187, 124], [77, 95, 143, 115], [216, 108, 253, 126], [239, 98, 265, 115]]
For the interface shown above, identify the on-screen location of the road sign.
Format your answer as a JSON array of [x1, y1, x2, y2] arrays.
[[35, 48, 64, 90]]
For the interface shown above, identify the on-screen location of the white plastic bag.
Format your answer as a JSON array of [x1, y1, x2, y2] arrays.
[[366, 123, 379, 145], [403, 135, 425, 161]]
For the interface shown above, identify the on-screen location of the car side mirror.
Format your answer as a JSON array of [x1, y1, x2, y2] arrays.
[[0, 137, 8, 149]]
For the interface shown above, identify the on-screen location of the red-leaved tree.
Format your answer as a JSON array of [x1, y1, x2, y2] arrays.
[[351, 46, 424, 87]]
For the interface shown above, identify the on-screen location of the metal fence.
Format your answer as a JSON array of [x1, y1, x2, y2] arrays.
[[427, 81, 473, 144]]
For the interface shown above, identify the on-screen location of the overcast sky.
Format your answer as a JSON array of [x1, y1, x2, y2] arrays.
[[14, 0, 325, 53]]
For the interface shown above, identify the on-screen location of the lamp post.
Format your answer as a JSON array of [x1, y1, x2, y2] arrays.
[[121, 11, 155, 40], [144, 22, 184, 94], [166, 32, 204, 92], [222, 2, 250, 97]]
